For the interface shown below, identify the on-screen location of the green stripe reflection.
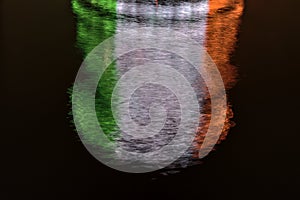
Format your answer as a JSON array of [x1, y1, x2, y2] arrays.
[[72, 0, 119, 146]]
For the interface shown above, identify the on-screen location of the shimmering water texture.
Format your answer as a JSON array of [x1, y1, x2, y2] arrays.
[[72, 0, 118, 145], [71, 0, 244, 171]]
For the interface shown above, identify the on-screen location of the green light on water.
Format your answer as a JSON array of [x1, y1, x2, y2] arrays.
[[71, 0, 119, 145]]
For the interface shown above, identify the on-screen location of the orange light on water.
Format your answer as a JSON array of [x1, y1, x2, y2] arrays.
[[193, 0, 244, 156]]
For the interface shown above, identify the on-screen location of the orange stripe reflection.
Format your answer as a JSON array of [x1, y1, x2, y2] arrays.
[[194, 0, 244, 157]]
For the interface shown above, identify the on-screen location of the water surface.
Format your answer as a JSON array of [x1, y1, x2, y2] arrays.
[[71, 0, 244, 170]]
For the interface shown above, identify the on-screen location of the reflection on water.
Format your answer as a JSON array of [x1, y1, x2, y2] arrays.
[[71, 0, 244, 170], [72, 0, 118, 144], [194, 0, 244, 158]]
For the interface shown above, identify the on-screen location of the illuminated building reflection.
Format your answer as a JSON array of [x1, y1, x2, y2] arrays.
[[71, 0, 244, 169]]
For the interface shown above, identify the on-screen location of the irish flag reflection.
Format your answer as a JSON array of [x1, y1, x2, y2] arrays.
[[71, 0, 244, 171]]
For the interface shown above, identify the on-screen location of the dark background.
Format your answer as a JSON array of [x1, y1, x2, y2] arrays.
[[1, 0, 300, 199]]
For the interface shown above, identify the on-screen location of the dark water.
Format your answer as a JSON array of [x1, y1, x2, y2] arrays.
[[2, 0, 300, 198]]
